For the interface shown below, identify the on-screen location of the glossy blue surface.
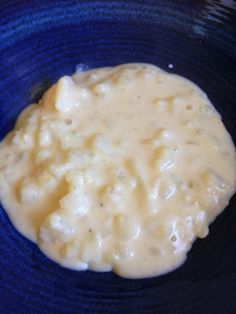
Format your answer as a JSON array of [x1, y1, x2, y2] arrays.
[[0, 1, 236, 313]]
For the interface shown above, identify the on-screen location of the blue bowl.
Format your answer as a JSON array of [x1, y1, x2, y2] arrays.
[[0, 1, 236, 313]]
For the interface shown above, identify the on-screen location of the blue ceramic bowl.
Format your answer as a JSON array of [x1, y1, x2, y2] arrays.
[[0, 1, 236, 313]]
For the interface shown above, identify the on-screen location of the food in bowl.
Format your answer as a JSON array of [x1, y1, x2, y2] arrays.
[[0, 63, 235, 278]]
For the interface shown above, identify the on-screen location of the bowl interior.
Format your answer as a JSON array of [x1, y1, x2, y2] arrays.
[[0, 1, 236, 313]]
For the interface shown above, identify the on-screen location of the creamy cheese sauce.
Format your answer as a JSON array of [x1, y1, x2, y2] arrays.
[[0, 63, 236, 278]]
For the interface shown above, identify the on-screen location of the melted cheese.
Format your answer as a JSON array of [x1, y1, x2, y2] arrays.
[[0, 64, 235, 278]]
